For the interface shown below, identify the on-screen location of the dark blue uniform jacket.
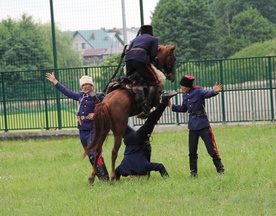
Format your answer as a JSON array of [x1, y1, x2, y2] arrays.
[[125, 33, 158, 64], [55, 82, 104, 131], [172, 85, 218, 130]]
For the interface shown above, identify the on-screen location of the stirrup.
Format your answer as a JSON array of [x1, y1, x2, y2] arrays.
[[136, 111, 149, 119]]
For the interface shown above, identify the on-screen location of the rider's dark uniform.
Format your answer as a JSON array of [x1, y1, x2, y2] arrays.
[[125, 25, 159, 117]]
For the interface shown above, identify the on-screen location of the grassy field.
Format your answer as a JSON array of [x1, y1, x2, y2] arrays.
[[1, 124, 275, 216]]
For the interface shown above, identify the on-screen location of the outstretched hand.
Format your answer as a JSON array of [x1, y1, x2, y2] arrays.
[[168, 100, 171, 107], [213, 82, 223, 94], [46, 72, 58, 85]]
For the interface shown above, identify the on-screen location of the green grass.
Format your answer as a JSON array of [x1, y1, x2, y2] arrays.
[[1, 124, 276, 215], [230, 38, 276, 58]]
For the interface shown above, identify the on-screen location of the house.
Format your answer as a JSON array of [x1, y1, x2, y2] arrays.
[[71, 27, 140, 65], [71, 29, 122, 55], [82, 46, 124, 65], [109, 27, 140, 44]]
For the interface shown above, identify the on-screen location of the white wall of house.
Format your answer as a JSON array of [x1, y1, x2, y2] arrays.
[[73, 33, 92, 55]]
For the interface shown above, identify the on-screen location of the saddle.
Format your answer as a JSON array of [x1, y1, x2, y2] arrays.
[[106, 74, 162, 115]]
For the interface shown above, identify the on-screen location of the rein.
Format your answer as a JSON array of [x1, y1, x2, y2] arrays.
[[162, 51, 176, 79], [103, 45, 128, 92]]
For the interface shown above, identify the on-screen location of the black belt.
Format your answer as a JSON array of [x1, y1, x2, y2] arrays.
[[189, 110, 206, 116]]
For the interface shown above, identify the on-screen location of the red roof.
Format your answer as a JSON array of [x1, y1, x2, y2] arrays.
[[83, 48, 107, 57]]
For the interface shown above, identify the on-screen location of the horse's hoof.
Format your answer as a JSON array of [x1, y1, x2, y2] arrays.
[[88, 176, 95, 184]]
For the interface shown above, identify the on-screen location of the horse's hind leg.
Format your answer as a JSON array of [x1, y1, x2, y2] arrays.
[[88, 164, 97, 184], [110, 135, 123, 181], [88, 147, 102, 184]]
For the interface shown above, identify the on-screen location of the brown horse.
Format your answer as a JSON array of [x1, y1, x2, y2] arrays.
[[84, 44, 177, 184]]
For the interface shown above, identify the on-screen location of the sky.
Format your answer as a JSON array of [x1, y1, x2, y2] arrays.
[[0, 0, 160, 31]]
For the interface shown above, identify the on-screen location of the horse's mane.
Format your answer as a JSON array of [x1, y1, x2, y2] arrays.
[[158, 44, 175, 54]]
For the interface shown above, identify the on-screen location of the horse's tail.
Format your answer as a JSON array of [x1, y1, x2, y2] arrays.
[[83, 102, 112, 159]]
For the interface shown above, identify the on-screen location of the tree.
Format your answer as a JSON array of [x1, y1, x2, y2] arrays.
[[183, 0, 217, 60], [245, 0, 276, 24], [151, 0, 217, 61], [151, 0, 187, 59], [0, 14, 52, 71], [38, 23, 82, 68], [218, 8, 276, 57], [212, 0, 276, 37], [99, 53, 121, 66], [212, 0, 276, 58], [0, 14, 82, 72]]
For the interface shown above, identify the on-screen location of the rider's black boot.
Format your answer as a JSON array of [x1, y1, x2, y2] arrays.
[[161, 91, 178, 104], [137, 86, 156, 119]]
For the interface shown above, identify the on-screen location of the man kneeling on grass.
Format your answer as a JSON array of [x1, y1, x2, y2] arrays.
[[115, 91, 177, 180]]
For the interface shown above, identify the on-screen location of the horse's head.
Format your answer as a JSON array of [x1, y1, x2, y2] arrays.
[[157, 44, 177, 82]]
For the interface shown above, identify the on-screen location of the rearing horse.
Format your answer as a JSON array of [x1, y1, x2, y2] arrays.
[[84, 44, 177, 184]]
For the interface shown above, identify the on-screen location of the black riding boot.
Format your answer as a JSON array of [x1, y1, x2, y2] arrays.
[[213, 159, 225, 174], [189, 157, 198, 177], [160, 167, 169, 178], [89, 154, 109, 181], [138, 86, 156, 119]]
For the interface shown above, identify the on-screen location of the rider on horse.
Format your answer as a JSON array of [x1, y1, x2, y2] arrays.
[[125, 25, 162, 118]]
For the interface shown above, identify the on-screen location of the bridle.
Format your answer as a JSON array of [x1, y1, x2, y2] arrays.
[[162, 51, 176, 81]]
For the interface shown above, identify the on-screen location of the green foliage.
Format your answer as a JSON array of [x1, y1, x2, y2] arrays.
[[211, 0, 276, 36], [227, 8, 276, 56], [99, 53, 121, 66], [231, 8, 275, 42], [210, 0, 276, 58], [246, 0, 276, 24], [230, 38, 276, 58], [90, 53, 126, 90], [0, 14, 52, 71], [152, 0, 217, 61], [38, 23, 82, 68], [0, 14, 82, 71], [182, 0, 217, 60], [1, 124, 275, 215], [152, 0, 186, 59]]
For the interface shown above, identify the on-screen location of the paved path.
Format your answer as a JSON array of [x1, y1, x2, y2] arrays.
[[0, 122, 274, 140]]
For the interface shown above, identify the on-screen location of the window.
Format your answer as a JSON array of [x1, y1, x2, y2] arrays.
[[82, 43, 86, 49]]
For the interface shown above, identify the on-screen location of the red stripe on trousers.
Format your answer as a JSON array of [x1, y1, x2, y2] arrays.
[[208, 126, 221, 159], [146, 64, 159, 84]]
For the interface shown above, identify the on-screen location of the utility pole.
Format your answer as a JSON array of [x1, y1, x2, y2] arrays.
[[121, 0, 128, 45]]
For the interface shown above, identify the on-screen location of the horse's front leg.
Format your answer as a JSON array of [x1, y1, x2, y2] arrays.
[[110, 136, 123, 181]]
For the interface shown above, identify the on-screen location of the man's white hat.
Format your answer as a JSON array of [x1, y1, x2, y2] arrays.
[[79, 75, 93, 87]]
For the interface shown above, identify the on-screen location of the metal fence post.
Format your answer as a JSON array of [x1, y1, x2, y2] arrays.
[[268, 56, 274, 121], [174, 70, 180, 125], [1, 73, 8, 132], [219, 59, 226, 123], [42, 71, 50, 130]]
